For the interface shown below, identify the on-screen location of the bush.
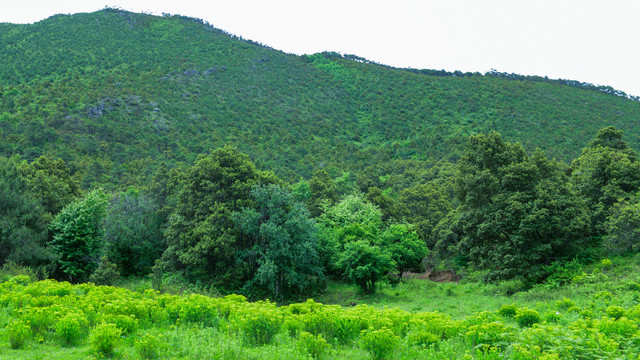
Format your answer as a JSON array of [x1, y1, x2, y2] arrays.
[[360, 328, 399, 360], [90, 323, 122, 356], [112, 314, 138, 335], [498, 304, 517, 317], [89, 256, 120, 286], [56, 312, 89, 346], [299, 331, 329, 360], [466, 322, 514, 348], [135, 333, 164, 360], [606, 305, 625, 320], [333, 315, 364, 344], [515, 308, 541, 328], [7, 321, 31, 349], [544, 311, 561, 323], [555, 297, 575, 310], [235, 305, 282, 346], [407, 330, 440, 348]]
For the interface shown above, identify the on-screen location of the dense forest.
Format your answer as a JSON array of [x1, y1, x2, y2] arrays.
[[2, 8, 640, 359]]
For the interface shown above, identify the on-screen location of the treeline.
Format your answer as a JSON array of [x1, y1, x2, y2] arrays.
[[2, 127, 639, 302]]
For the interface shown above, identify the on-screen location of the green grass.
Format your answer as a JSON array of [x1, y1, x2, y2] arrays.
[[3, 255, 640, 359]]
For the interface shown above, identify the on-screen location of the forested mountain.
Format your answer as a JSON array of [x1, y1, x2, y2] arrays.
[[1, 8, 639, 188]]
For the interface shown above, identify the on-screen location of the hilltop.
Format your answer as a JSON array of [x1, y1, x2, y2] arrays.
[[1, 9, 639, 188]]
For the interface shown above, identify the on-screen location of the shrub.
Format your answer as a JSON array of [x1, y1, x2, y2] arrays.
[[515, 308, 541, 328], [407, 330, 440, 348], [555, 297, 575, 310], [112, 314, 138, 335], [333, 315, 364, 344], [135, 333, 164, 360], [7, 321, 31, 349], [606, 305, 626, 320], [360, 328, 399, 360], [235, 305, 282, 346], [90, 323, 122, 356], [299, 331, 329, 360], [56, 312, 89, 346], [597, 317, 637, 337], [89, 256, 120, 286], [7, 274, 33, 286], [544, 311, 561, 323], [466, 322, 514, 348], [498, 304, 517, 317]]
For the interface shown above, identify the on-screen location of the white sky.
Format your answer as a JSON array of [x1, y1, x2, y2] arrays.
[[1, 0, 640, 97]]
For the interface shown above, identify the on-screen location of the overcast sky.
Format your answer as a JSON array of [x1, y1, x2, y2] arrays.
[[2, 0, 639, 97]]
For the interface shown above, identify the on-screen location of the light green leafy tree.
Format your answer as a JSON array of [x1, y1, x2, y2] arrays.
[[49, 189, 109, 282], [378, 224, 428, 279], [336, 240, 395, 294]]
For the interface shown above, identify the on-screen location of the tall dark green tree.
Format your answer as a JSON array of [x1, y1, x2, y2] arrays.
[[455, 133, 590, 280], [21, 155, 81, 220], [161, 146, 278, 288], [0, 156, 52, 267], [233, 184, 323, 301], [308, 169, 338, 217], [397, 182, 451, 247], [570, 127, 640, 235], [102, 188, 164, 276]]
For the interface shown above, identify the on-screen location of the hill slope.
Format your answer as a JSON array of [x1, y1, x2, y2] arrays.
[[1, 9, 639, 187]]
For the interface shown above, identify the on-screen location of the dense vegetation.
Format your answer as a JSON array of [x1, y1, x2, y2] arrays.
[[1, 9, 640, 187], [2, 8, 640, 359], [3, 257, 640, 359]]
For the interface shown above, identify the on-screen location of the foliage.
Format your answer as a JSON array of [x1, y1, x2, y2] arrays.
[[308, 169, 339, 217], [298, 331, 329, 359], [2, 267, 640, 359], [7, 320, 31, 349], [55, 312, 89, 346], [162, 146, 278, 288], [570, 127, 640, 235], [88, 256, 120, 286], [135, 333, 164, 360], [604, 198, 640, 255], [514, 308, 541, 328], [21, 155, 81, 219], [102, 188, 164, 276], [90, 323, 122, 356], [498, 304, 517, 317], [49, 188, 109, 282], [378, 224, 428, 278], [1, 10, 640, 195], [397, 182, 451, 247], [0, 156, 52, 267], [454, 132, 590, 280], [359, 328, 399, 360], [233, 184, 323, 301], [336, 240, 395, 294]]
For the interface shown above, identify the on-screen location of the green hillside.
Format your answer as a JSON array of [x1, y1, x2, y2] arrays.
[[1, 8, 639, 188]]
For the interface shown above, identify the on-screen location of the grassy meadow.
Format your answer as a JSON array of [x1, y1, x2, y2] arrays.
[[2, 256, 640, 359]]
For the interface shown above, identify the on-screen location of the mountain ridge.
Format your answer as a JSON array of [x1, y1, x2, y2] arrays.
[[1, 8, 639, 188]]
